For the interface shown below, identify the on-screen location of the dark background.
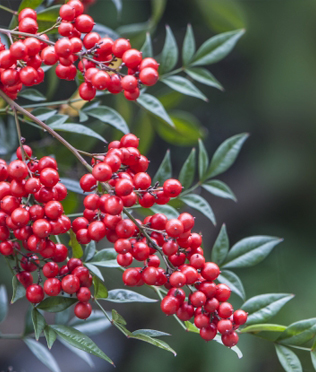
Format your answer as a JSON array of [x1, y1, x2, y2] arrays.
[[0, 0, 315, 371]]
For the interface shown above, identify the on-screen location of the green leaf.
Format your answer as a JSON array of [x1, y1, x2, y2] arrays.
[[116, 21, 150, 37], [44, 326, 57, 349], [112, 309, 127, 325], [191, 29, 245, 66], [36, 5, 61, 33], [152, 150, 172, 186], [130, 332, 177, 356], [182, 24, 196, 66], [179, 149, 196, 189], [203, 133, 249, 181], [222, 236, 283, 269], [185, 67, 223, 90], [24, 305, 34, 336], [32, 308, 46, 340], [85, 263, 104, 281], [31, 108, 57, 121], [88, 248, 118, 268], [19, 89, 46, 102], [11, 275, 26, 304], [179, 194, 216, 225], [202, 180, 237, 201], [79, 110, 88, 123], [46, 114, 68, 126], [18, 0, 43, 11], [150, 204, 179, 219], [58, 337, 94, 367], [137, 93, 174, 127], [84, 106, 129, 134], [59, 178, 84, 195], [211, 224, 229, 265], [69, 310, 111, 336], [242, 293, 294, 325], [160, 26, 178, 74], [151, 0, 167, 24], [83, 241, 96, 262], [198, 139, 209, 180], [141, 32, 153, 58], [51, 325, 114, 365], [132, 329, 170, 337], [218, 270, 245, 301], [240, 324, 287, 334], [93, 276, 108, 299], [161, 76, 208, 101], [275, 344, 302, 372], [311, 349, 316, 370], [0, 285, 8, 323], [104, 289, 157, 303], [277, 319, 316, 346], [156, 110, 204, 146], [69, 230, 83, 259], [37, 297, 78, 313], [24, 338, 61, 372], [49, 123, 106, 143]]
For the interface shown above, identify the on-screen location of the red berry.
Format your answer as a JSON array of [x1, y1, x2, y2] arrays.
[[169, 271, 186, 288], [77, 287, 91, 302], [222, 331, 239, 347], [75, 14, 94, 33], [8, 160, 28, 180], [10, 41, 27, 59], [23, 37, 41, 56], [68, 0, 84, 16], [74, 302, 92, 319], [112, 38, 131, 58], [139, 67, 159, 86], [44, 278, 61, 296], [165, 219, 184, 238], [41, 46, 59, 65], [83, 32, 101, 49], [124, 88, 140, 101], [43, 262, 59, 278], [160, 296, 179, 315], [122, 49, 142, 68], [19, 18, 38, 34], [80, 173, 97, 192], [26, 284, 44, 303], [215, 283, 231, 302], [116, 219, 135, 239], [117, 252, 133, 267], [132, 242, 150, 261], [79, 82, 96, 101], [52, 243, 68, 263], [218, 302, 234, 319], [190, 291, 207, 307], [141, 266, 159, 285], [61, 274, 80, 294], [88, 221, 106, 241], [122, 267, 141, 286], [201, 262, 220, 281], [104, 196, 123, 215], [17, 271, 33, 288], [204, 297, 219, 313], [115, 239, 132, 254], [194, 314, 210, 329], [121, 75, 138, 92], [140, 57, 159, 71], [91, 70, 110, 90], [59, 4, 76, 21], [233, 309, 248, 326], [200, 324, 217, 341], [163, 179, 182, 198], [217, 319, 233, 334], [18, 8, 37, 22], [55, 38, 73, 58]]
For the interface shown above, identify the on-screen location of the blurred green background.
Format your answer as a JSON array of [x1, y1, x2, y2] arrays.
[[1, 0, 316, 371]]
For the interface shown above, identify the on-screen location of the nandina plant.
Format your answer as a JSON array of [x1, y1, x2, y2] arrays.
[[0, 1, 314, 372]]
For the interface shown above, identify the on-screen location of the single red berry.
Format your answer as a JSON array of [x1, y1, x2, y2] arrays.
[[124, 88, 140, 101], [132, 242, 150, 261], [141, 266, 159, 285], [218, 302, 234, 319], [169, 271, 186, 288], [41, 46, 59, 65], [201, 262, 220, 281], [117, 252, 133, 267], [16, 271, 33, 288], [74, 302, 92, 319], [83, 32, 101, 49], [165, 219, 184, 238], [18, 8, 37, 22], [79, 82, 96, 101], [61, 274, 80, 294], [77, 287, 91, 302], [112, 38, 131, 58], [160, 295, 179, 315], [215, 283, 231, 302], [181, 265, 199, 284], [44, 278, 61, 296], [140, 57, 159, 71], [122, 49, 142, 68], [75, 14, 94, 33], [104, 196, 123, 215], [43, 262, 59, 278], [200, 324, 217, 341], [194, 314, 210, 329], [88, 221, 106, 241], [59, 4, 76, 21], [68, 0, 84, 16], [26, 284, 44, 303], [163, 179, 182, 197], [139, 67, 159, 86], [176, 301, 195, 321], [196, 281, 216, 299], [23, 37, 41, 56], [122, 267, 141, 286], [233, 309, 248, 326], [8, 160, 28, 180], [52, 243, 68, 263], [204, 297, 219, 313], [10, 41, 28, 59], [91, 70, 110, 90], [222, 331, 239, 347], [19, 18, 38, 34], [80, 173, 97, 192], [217, 319, 233, 334]]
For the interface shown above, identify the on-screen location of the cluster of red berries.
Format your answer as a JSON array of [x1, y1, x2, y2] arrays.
[[0, 146, 92, 319], [0, 0, 159, 101], [73, 133, 181, 244]]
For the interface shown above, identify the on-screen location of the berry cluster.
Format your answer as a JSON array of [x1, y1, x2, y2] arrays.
[[0, 146, 92, 319], [0, 0, 159, 101], [73, 133, 247, 347], [73, 133, 181, 244]]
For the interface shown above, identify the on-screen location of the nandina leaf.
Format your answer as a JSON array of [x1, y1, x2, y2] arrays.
[[179, 194, 216, 225], [51, 325, 114, 365], [69, 310, 111, 336], [239, 324, 287, 334], [11, 275, 25, 304], [137, 93, 174, 127], [58, 337, 94, 367], [202, 180, 237, 201], [24, 338, 61, 372], [32, 308, 46, 340], [104, 289, 157, 303], [160, 26, 178, 74], [88, 248, 118, 268], [178, 148, 196, 190], [242, 293, 294, 325], [161, 76, 208, 101], [211, 224, 229, 265], [37, 297, 78, 313], [132, 329, 170, 337], [93, 276, 108, 299], [19, 89, 46, 102], [185, 67, 223, 90], [69, 230, 83, 259], [49, 123, 106, 143], [141, 32, 153, 58], [198, 139, 209, 180], [44, 326, 57, 349], [18, 0, 43, 11], [182, 24, 196, 66], [83, 241, 96, 262], [153, 150, 172, 186], [191, 29, 245, 66], [275, 344, 302, 372], [277, 318, 316, 346], [0, 285, 8, 324]]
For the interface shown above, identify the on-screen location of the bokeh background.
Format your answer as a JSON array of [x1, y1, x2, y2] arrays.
[[0, 0, 316, 371]]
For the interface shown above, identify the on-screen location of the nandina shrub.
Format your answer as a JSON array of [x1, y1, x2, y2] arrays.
[[0, 1, 312, 371]]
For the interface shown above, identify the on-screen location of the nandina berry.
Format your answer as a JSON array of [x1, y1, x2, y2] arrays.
[[0, 241, 14, 255], [112, 38, 131, 58], [75, 14, 94, 33], [79, 82, 96, 101], [80, 173, 97, 192], [121, 192, 137, 207], [67, 258, 83, 273], [26, 284, 44, 303], [215, 283, 231, 302], [83, 32, 101, 49], [70, 37, 83, 53], [140, 57, 159, 71], [167, 288, 186, 303], [59, 4, 76, 21], [44, 200, 63, 220], [169, 271, 186, 288], [133, 172, 151, 190], [124, 88, 140, 101], [145, 254, 160, 268], [23, 37, 41, 56], [0, 50, 15, 69], [58, 22, 74, 37], [217, 319, 233, 334], [122, 49, 142, 68], [17, 271, 33, 288], [115, 219, 135, 239], [18, 8, 37, 22], [10, 41, 28, 59], [163, 179, 182, 197], [218, 302, 234, 319], [122, 267, 141, 286], [162, 240, 178, 256], [1, 195, 20, 214], [19, 66, 38, 86], [181, 265, 199, 284], [40, 168, 59, 187], [11, 207, 30, 227], [233, 309, 248, 326], [139, 67, 159, 86], [68, 0, 84, 16], [169, 252, 186, 267], [222, 331, 239, 347], [20, 254, 39, 272], [196, 281, 216, 298], [29, 204, 45, 221], [16, 145, 32, 160], [77, 287, 91, 302], [190, 291, 207, 307], [72, 266, 90, 286], [19, 18, 38, 34], [141, 266, 159, 285], [74, 302, 92, 319], [200, 324, 217, 341], [32, 219, 51, 238], [201, 262, 220, 281], [176, 302, 195, 321], [194, 314, 210, 329], [72, 217, 89, 232], [160, 296, 179, 315], [8, 160, 28, 180], [104, 196, 123, 215], [52, 243, 68, 263], [117, 252, 133, 267], [62, 274, 80, 294], [41, 46, 59, 65], [83, 194, 100, 210], [88, 221, 106, 241], [190, 253, 206, 269], [132, 242, 150, 261], [55, 38, 73, 58], [44, 278, 61, 296], [165, 219, 184, 238], [114, 239, 132, 254], [91, 70, 110, 90], [115, 178, 134, 197], [204, 297, 219, 313], [43, 262, 59, 278]]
